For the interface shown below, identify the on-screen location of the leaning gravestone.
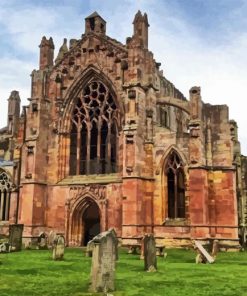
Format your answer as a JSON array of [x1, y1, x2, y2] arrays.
[[52, 234, 65, 260], [9, 224, 24, 251], [144, 234, 157, 272], [194, 240, 215, 264], [90, 230, 117, 293]]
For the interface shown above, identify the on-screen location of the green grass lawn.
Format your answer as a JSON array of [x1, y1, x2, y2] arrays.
[[0, 248, 247, 296]]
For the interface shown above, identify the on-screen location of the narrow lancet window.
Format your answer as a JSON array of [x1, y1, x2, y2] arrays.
[[166, 152, 185, 219]]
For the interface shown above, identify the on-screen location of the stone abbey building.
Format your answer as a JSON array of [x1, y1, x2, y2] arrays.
[[0, 11, 247, 248]]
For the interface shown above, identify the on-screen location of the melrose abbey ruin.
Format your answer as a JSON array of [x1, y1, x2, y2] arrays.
[[0, 11, 247, 249]]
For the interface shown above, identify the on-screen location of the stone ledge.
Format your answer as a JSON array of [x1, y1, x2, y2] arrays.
[[58, 174, 122, 185]]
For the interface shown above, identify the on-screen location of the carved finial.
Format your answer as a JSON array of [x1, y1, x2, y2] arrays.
[[8, 90, 20, 101], [49, 37, 55, 49], [132, 11, 149, 49], [55, 38, 68, 65], [133, 10, 142, 24]]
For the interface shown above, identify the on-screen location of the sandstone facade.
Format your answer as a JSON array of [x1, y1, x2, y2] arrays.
[[0, 11, 247, 248]]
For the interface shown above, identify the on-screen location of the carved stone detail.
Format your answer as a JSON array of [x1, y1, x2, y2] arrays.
[[69, 185, 107, 205]]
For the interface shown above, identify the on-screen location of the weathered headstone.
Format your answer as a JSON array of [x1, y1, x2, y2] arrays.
[[211, 239, 219, 259], [52, 234, 65, 260], [9, 224, 24, 251], [144, 234, 157, 272], [48, 230, 56, 249], [194, 240, 215, 264], [90, 230, 117, 293], [38, 232, 48, 249]]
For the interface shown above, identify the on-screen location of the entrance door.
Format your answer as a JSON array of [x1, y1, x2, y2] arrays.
[[82, 202, 100, 245]]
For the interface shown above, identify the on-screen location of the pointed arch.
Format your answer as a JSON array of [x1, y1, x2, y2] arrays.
[[157, 145, 188, 175], [69, 194, 101, 246]]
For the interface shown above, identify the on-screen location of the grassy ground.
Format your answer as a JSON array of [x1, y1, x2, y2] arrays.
[[0, 248, 247, 296]]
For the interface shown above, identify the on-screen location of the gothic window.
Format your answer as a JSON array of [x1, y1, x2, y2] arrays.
[[70, 81, 118, 175], [166, 152, 185, 218], [0, 170, 12, 221]]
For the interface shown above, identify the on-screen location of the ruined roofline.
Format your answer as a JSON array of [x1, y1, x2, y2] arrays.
[[53, 32, 127, 69], [160, 76, 187, 101]]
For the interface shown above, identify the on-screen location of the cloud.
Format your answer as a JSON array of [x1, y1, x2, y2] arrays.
[[0, 0, 246, 154]]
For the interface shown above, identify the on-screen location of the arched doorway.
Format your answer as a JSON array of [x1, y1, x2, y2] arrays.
[[70, 197, 101, 246], [83, 201, 100, 245]]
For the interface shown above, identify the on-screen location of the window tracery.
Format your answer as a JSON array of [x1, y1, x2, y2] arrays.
[[0, 170, 12, 221], [69, 81, 118, 175]]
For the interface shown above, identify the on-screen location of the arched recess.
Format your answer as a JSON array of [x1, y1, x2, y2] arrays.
[[161, 148, 188, 220], [0, 169, 12, 221], [58, 66, 122, 179], [69, 195, 101, 246]]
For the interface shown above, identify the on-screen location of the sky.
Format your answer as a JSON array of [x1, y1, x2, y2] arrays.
[[0, 0, 247, 154]]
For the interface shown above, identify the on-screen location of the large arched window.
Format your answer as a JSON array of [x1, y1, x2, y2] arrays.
[[69, 81, 118, 175], [0, 170, 12, 221], [166, 152, 185, 218]]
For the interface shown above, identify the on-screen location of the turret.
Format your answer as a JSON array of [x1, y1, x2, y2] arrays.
[[39, 36, 54, 70], [133, 10, 149, 49], [189, 86, 202, 120], [85, 11, 106, 35], [7, 90, 20, 135]]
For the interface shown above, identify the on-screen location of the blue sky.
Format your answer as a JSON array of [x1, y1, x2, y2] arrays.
[[0, 0, 247, 153]]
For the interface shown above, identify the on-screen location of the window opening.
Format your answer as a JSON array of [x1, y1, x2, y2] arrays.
[[166, 152, 185, 218], [0, 171, 12, 221]]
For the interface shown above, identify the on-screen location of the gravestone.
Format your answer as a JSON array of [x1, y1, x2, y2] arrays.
[[48, 231, 56, 249], [90, 230, 117, 293], [194, 240, 215, 264], [86, 228, 118, 259], [211, 239, 219, 259], [144, 234, 157, 272], [9, 224, 24, 251], [52, 234, 65, 260], [38, 232, 48, 249]]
